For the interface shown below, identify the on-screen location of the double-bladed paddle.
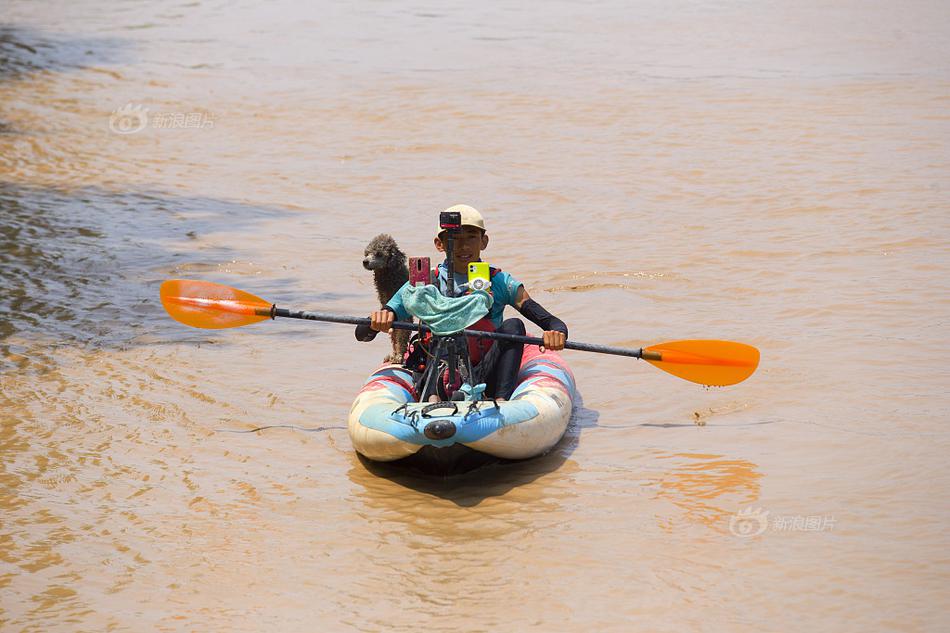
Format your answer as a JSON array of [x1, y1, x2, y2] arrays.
[[159, 279, 759, 386]]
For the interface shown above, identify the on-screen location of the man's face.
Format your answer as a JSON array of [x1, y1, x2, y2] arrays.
[[435, 226, 489, 268]]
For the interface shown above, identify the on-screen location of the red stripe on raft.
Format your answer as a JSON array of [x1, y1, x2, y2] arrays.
[[521, 346, 574, 379], [361, 373, 417, 399], [358, 382, 386, 394]]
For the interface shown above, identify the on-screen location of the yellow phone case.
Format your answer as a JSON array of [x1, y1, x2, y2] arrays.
[[467, 262, 491, 293]]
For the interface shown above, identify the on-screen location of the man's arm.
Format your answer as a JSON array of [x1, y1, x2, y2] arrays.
[[355, 281, 409, 340], [514, 286, 567, 351]]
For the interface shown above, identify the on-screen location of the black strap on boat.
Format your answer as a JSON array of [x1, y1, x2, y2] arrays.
[[420, 401, 458, 419], [464, 398, 501, 419], [465, 400, 482, 417], [391, 403, 421, 429]]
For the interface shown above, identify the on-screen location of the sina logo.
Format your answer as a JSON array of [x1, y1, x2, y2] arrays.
[[729, 507, 769, 537], [109, 103, 149, 135]]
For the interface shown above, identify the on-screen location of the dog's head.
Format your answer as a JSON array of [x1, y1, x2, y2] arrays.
[[363, 234, 406, 270]]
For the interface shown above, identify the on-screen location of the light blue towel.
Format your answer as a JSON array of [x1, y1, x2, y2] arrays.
[[401, 285, 493, 335]]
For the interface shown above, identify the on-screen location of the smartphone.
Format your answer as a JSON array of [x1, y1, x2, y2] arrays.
[[467, 262, 491, 293], [409, 256, 431, 287]]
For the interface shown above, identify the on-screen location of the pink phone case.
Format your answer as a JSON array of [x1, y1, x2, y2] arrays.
[[409, 257, 431, 286]]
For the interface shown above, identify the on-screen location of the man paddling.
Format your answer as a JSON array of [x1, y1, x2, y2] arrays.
[[359, 204, 568, 400]]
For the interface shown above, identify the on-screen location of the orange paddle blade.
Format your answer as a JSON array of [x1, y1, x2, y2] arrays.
[[160, 279, 273, 329], [643, 339, 760, 386]]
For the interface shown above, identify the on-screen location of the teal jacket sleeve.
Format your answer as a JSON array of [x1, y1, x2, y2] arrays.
[[493, 271, 523, 307], [385, 281, 412, 322]]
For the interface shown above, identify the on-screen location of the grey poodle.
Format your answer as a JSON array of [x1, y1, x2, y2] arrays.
[[362, 234, 410, 364]]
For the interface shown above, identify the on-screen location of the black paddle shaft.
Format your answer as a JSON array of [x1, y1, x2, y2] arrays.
[[271, 307, 658, 360]]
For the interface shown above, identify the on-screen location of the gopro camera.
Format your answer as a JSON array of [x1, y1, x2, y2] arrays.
[[439, 211, 462, 232]]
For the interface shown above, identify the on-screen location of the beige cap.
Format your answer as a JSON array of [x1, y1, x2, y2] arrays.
[[441, 204, 486, 232]]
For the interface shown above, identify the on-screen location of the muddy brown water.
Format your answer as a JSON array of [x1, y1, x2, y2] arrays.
[[2, 2, 949, 631]]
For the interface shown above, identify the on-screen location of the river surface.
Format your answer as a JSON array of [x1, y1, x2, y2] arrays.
[[2, 1, 949, 631]]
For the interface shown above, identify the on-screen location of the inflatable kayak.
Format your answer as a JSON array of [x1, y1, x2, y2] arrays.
[[348, 345, 575, 474]]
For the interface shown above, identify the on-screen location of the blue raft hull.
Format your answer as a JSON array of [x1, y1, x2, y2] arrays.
[[348, 345, 576, 471]]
